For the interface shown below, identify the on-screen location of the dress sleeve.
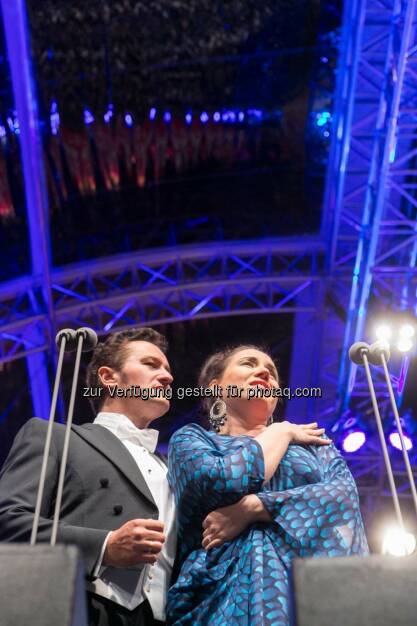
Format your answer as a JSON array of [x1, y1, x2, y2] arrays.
[[256, 442, 369, 556], [168, 424, 265, 514]]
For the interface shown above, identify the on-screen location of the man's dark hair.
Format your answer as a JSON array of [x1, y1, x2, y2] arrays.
[[85, 327, 168, 413]]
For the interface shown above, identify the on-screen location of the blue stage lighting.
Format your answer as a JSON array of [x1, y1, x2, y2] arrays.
[[316, 111, 331, 127], [50, 101, 60, 135], [149, 107, 157, 120], [247, 109, 263, 119], [200, 111, 209, 123], [185, 112, 192, 125], [84, 109, 94, 125], [7, 116, 19, 134], [104, 105, 113, 124], [213, 112, 221, 122], [163, 111, 172, 123], [389, 431, 413, 451], [342, 430, 366, 453], [124, 113, 133, 127]]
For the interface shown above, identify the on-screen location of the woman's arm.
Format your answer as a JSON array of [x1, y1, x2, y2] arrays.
[[168, 424, 265, 514], [202, 442, 369, 556], [256, 421, 329, 480], [168, 422, 330, 515]]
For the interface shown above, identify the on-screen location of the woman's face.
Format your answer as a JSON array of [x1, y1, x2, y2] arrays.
[[214, 348, 279, 418]]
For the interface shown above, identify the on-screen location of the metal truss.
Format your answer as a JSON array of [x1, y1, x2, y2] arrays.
[[320, 0, 417, 505], [0, 237, 324, 365]]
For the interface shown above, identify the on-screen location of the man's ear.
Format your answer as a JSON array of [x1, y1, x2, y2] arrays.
[[98, 366, 118, 387]]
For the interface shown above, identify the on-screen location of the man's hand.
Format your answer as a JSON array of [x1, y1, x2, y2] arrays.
[[202, 495, 270, 551], [103, 518, 165, 567]]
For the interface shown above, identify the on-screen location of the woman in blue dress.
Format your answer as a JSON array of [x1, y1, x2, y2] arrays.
[[167, 345, 368, 625]]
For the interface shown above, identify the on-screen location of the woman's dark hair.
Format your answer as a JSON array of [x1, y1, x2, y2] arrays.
[[85, 327, 168, 413], [198, 343, 281, 418]]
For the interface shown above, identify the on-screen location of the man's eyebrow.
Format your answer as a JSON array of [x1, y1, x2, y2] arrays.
[[141, 355, 171, 373]]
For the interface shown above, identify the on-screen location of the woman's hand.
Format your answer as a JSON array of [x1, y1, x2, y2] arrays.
[[202, 495, 271, 550], [202, 501, 248, 550], [275, 421, 330, 446]]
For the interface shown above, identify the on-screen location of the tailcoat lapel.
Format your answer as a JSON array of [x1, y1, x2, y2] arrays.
[[72, 423, 157, 508]]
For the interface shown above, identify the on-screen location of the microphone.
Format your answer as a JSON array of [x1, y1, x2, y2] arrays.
[[55, 328, 77, 352], [76, 327, 98, 352], [348, 341, 370, 365], [367, 340, 390, 366]]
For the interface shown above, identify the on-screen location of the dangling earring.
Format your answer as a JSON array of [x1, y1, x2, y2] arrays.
[[209, 400, 227, 432]]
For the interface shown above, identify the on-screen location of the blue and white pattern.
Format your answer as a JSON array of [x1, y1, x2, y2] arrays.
[[167, 424, 368, 625]]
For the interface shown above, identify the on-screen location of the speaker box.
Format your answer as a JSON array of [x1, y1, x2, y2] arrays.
[[291, 554, 417, 626], [0, 544, 88, 626]]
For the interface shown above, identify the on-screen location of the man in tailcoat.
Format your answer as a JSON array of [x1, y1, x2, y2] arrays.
[[0, 327, 176, 626]]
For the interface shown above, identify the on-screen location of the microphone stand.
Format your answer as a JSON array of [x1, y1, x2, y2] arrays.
[[50, 327, 97, 545], [368, 341, 417, 519], [349, 342, 405, 535], [30, 329, 76, 545]]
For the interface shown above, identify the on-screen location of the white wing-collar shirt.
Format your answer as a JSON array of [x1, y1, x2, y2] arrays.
[[86, 412, 177, 621]]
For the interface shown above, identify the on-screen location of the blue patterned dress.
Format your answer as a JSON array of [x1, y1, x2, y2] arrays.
[[167, 423, 368, 625]]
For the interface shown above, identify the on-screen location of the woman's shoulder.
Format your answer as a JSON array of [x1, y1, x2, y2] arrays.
[[169, 422, 212, 446]]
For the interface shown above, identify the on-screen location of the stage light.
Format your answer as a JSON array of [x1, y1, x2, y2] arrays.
[[316, 111, 331, 127], [103, 105, 113, 124], [163, 112, 171, 123], [342, 430, 366, 453], [375, 324, 392, 341], [399, 324, 415, 338], [389, 431, 413, 451], [247, 109, 263, 120], [382, 526, 416, 556], [149, 108, 157, 120], [200, 112, 209, 123], [185, 112, 192, 125], [0, 126, 6, 139], [124, 113, 133, 127], [238, 112, 245, 122], [213, 112, 220, 122], [397, 337, 413, 352], [50, 101, 60, 135], [84, 109, 94, 125], [7, 116, 19, 134]]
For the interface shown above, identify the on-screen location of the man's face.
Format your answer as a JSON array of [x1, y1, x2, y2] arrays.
[[102, 340, 173, 423]]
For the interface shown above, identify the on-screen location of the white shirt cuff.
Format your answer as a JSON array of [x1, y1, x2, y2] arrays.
[[92, 531, 113, 579]]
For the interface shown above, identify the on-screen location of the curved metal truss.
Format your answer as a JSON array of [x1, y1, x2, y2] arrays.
[[0, 237, 324, 365]]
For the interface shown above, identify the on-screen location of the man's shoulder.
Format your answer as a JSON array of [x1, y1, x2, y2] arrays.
[[19, 417, 94, 439]]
